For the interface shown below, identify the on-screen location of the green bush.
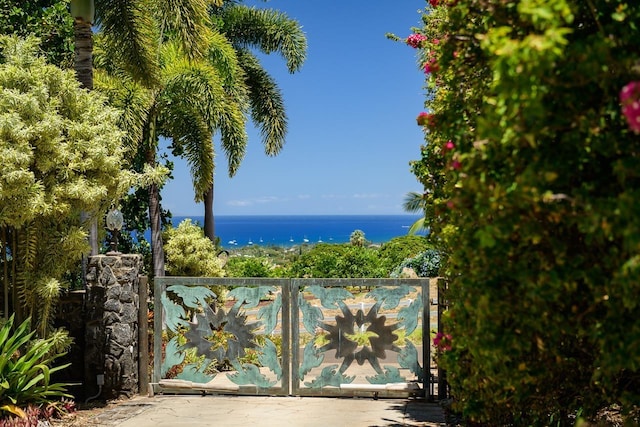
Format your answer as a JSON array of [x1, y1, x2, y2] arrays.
[[0, 316, 71, 419], [378, 235, 432, 273], [410, 0, 640, 424], [288, 243, 386, 278], [163, 219, 227, 301], [225, 257, 273, 278], [390, 249, 441, 278]]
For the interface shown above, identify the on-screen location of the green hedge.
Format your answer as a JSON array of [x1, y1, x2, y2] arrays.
[[410, 0, 640, 424]]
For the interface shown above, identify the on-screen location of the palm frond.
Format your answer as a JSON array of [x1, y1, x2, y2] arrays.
[[408, 218, 427, 235], [95, 70, 153, 154], [220, 5, 307, 73], [157, 45, 230, 197], [206, 29, 247, 91], [96, 0, 159, 86], [237, 49, 286, 155], [154, 0, 213, 60], [219, 92, 248, 177], [403, 191, 427, 213]]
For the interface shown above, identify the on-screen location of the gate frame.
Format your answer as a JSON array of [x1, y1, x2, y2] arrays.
[[152, 277, 433, 399]]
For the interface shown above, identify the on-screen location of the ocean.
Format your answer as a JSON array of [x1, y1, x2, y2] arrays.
[[171, 215, 424, 248]]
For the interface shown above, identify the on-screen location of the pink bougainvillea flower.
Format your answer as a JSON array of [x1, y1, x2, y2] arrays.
[[406, 33, 427, 49], [423, 51, 440, 75], [424, 58, 439, 74], [416, 112, 435, 127], [444, 140, 455, 151], [451, 160, 461, 170], [433, 332, 452, 351], [621, 81, 640, 133]]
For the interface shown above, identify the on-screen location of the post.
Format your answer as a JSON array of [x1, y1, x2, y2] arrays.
[[138, 275, 149, 396], [437, 278, 447, 400], [85, 254, 142, 400]]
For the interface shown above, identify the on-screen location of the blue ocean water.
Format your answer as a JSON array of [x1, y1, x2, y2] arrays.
[[171, 215, 424, 248]]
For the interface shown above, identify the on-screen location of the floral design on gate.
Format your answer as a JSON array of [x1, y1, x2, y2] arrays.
[[160, 284, 285, 391], [295, 284, 424, 392]]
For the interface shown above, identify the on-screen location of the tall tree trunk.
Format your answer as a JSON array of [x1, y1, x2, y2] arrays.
[[148, 181, 165, 277], [74, 15, 99, 254], [73, 17, 93, 90], [203, 184, 215, 242], [144, 113, 164, 277]]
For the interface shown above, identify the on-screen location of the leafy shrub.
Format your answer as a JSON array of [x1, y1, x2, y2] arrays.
[[390, 249, 441, 278], [378, 235, 432, 273], [411, 0, 640, 424], [288, 244, 385, 278], [0, 316, 71, 420], [164, 219, 225, 277], [226, 257, 274, 278], [163, 219, 227, 300]]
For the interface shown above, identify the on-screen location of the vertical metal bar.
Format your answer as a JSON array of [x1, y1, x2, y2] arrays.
[[422, 279, 430, 400], [281, 279, 291, 395], [138, 275, 149, 396], [152, 277, 164, 386], [290, 279, 300, 395], [437, 278, 447, 400]]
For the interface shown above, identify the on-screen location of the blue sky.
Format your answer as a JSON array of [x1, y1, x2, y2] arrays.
[[161, 0, 427, 216]]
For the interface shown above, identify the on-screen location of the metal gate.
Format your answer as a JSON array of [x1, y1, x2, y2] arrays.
[[152, 277, 435, 399]]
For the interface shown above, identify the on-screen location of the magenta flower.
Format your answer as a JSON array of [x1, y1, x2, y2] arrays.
[[416, 112, 435, 127], [451, 160, 461, 170], [406, 33, 427, 49], [433, 332, 452, 351], [429, 0, 440, 7], [621, 81, 640, 133], [444, 140, 455, 151]]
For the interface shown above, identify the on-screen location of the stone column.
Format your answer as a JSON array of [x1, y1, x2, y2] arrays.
[[84, 254, 142, 400]]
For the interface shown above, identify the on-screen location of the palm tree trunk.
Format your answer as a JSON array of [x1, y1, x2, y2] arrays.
[[148, 181, 165, 277], [144, 113, 164, 277], [73, 17, 93, 90], [74, 15, 100, 254], [203, 184, 215, 242]]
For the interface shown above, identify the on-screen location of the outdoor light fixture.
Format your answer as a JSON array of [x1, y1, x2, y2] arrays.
[[105, 208, 124, 254]]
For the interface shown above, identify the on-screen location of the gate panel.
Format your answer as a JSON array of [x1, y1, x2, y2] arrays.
[[153, 277, 291, 395], [152, 277, 432, 399], [291, 279, 430, 399]]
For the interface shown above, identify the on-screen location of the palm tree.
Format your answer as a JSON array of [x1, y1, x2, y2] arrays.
[[69, 0, 158, 254], [72, 0, 219, 275], [95, 33, 246, 277], [403, 191, 429, 235], [350, 230, 367, 247], [194, 2, 307, 241]]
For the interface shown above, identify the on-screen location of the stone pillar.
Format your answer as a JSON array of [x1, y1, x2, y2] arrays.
[[85, 254, 142, 400]]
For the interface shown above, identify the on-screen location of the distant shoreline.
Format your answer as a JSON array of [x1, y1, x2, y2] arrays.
[[170, 214, 424, 248]]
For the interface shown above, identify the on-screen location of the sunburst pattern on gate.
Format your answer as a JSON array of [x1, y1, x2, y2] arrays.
[[295, 284, 424, 393], [160, 284, 286, 391]]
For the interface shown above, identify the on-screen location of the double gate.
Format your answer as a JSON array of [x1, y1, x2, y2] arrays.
[[153, 277, 436, 399]]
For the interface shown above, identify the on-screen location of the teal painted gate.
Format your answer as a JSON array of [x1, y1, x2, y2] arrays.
[[153, 277, 435, 399]]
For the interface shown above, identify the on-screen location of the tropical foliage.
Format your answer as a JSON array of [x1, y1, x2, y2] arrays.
[[286, 235, 432, 279], [390, 249, 441, 278], [407, 0, 640, 424], [0, 0, 74, 68], [0, 36, 139, 333], [164, 220, 226, 279], [0, 316, 71, 420], [196, 2, 307, 241]]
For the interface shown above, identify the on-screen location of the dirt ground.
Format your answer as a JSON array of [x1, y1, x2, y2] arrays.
[[49, 399, 127, 427]]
